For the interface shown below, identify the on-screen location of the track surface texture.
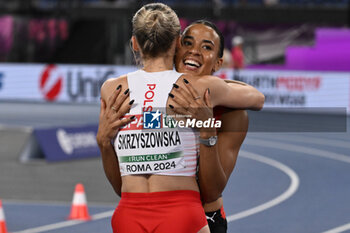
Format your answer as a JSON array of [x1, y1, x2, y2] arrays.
[[1, 102, 349, 233]]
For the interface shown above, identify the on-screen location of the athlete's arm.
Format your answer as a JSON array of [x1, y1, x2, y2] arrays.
[[216, 110, 248, 187], [198, 75, 265, 110], [224, 79, 250, 86], [225, 79, 264, 110], [96, 77, 132, 196], [197, 127, 226, 203], [198, 109, 249, 205], [168, 80, 226, 202]]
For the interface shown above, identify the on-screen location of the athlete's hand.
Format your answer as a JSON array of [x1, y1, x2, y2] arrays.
[[168, 79, 213, 125], [96, 85, 135, 147]]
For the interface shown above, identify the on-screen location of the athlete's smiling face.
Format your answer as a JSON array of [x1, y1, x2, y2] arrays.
[[175, 24, 223, 76]]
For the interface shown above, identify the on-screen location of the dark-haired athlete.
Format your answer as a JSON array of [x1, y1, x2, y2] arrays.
[[172, 20, 264, 233]]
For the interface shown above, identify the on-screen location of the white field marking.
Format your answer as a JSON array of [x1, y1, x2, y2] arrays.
[[11, 151, 298, 232], [245, 138, 350, 164], [4, 198, 117, 207], [12, 210, 115, 233], [227, 151, 299, 222], [90, 210, 114, 220], [322, 223, 350, 233], [0, 124, 32, 132], [240, 138, 350, 231], [250, 134, 350, 149]]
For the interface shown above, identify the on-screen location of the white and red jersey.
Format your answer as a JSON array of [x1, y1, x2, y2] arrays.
[[114, 69, 199, 177]]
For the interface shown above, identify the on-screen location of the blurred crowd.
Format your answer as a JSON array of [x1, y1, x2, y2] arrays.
[[0, 0, 348, 8], [0, 0, 347, 65], [100, 0, 349, 6]]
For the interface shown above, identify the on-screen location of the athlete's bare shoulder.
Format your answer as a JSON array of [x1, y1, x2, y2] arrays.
[[196, 75, 225, 85], [180, 74, 213, 95], [192, 75, 228, 92], [100, 75, 127, 101]]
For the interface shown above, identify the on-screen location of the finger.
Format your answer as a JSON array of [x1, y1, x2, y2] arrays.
[[204, 88, 213, 108], [112, 115, 135, 130], [112, 88, 130, 113], [107, 84, 122, 109], [115, 99, 133, 120], [168, 101, 189, 121], [174, 83, 195, 104], [168, 105, 187, 123], [182, 78, 201, 101], [169, 103, 189, 116], [172, 83, 192, 104], [170, 92, 202, 122], [169, 92, 189, 109], [170, 90, 200, 118]]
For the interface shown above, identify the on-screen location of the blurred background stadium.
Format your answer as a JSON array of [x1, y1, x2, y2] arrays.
[[0, 0, 349, 232], [0, 0, 348, 65]]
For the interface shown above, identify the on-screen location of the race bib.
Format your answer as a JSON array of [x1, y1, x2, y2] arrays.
[[115, 127, 185, 175], [119, 151, 185, 174]]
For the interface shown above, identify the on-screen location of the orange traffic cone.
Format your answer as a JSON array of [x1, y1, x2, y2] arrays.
[[67, 183, 91, 221], [0, 200, 8, 233]]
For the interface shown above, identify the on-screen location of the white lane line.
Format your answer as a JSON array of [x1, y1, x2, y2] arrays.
[[90, 210, 114, 220], [13, 220, 87, 233], [245, 137, 350, 232], [12, 210, 114, 233], [227, 151, 300, 222], [322, 223, 350, 233], [0, 123, 33, 131], [245, 138, 350, 164], [4, 199, 116, 208], [13, 149, 300, 232], [250, 134, 350, 149]]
